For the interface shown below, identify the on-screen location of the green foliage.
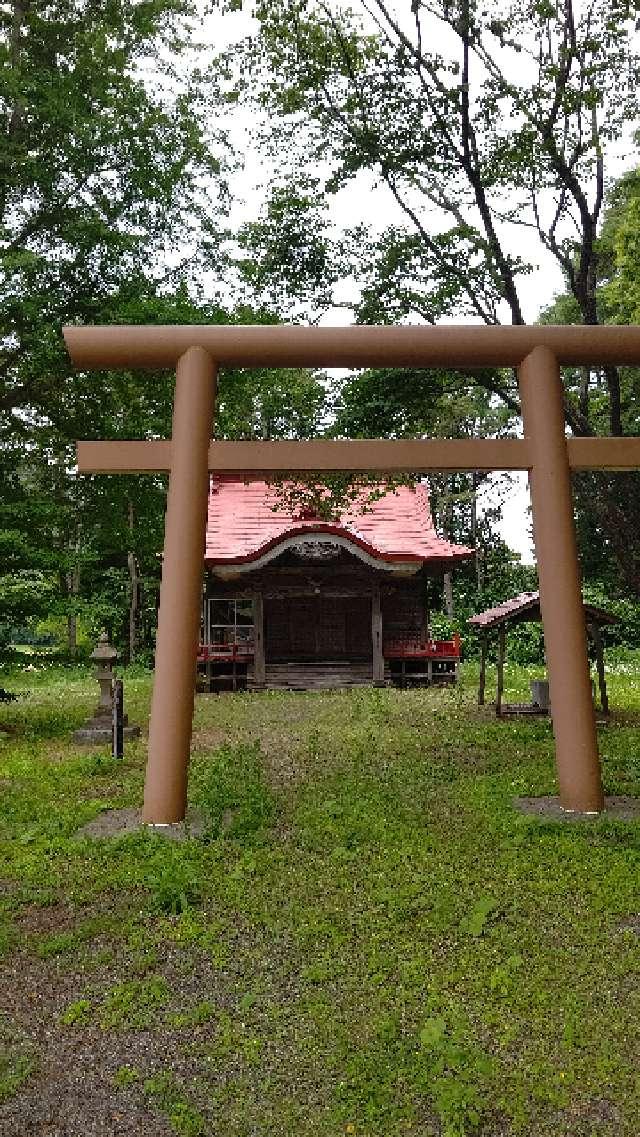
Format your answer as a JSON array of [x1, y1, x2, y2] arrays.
[[0, 1050, 34, 1103], [229, 0, 639, 331], [0, 1015, 35, 1103], [335, 1006, 492, 1136], [60, 999, 92, 1027], [583, 586, 640, 651], [195, 741, 276, 840], [144, 1071, 206, 1137], [148, 863, 202, 916], [2, 665, 640, 1132], [537, 164, 640, 596], [99, 977, 170, 1030], [0, 0, 224, 651], [226, 0, 640, 598], [34, 929, 82, 959], [460, 895, 501, 937], [113, 1065, 141, 1088], [0, 5, 331, 658], [0, 572, 56, 642], [238, 179, 338, 314], [166, 1001, 216, 1029]]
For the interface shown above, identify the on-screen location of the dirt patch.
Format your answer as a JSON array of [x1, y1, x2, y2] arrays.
[[618, 914, 640, 936], [550, 1098, 622, 1134], [14, 901, 78, 936], [0, 917, 324, 1137]]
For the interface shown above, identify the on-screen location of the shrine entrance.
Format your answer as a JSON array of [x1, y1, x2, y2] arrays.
[[65, 323, 640, 824], [266, 595, 371, 661]]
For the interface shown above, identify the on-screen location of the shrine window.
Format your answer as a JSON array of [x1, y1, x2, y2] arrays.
[[204, 597, 253, 645]]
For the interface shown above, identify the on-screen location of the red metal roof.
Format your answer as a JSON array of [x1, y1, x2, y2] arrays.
[[468, 591, 617, 628], [205, 476, 472, 568]]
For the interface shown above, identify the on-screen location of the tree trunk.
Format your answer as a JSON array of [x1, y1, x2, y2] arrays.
[[443, 572, 454, 619], [471, 472, 483, 591], [127, 500, 139, 662], [66, 564, 80, 656], [443, 476, 455, 617]]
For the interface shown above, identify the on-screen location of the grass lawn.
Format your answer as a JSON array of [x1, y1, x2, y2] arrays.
[[0, 659, 639, 1136]]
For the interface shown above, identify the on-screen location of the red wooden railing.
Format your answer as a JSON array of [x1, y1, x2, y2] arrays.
[[383, 633, 461, 659], [197, 634, 461, 664], [197, 641, 255, 663]]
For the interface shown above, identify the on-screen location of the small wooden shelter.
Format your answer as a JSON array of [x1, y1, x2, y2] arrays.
[[469, 591, 617, 716], [198, 476, 472, 691]]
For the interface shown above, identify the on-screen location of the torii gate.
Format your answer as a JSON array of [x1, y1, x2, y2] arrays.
[[64, 324, 640, 824]]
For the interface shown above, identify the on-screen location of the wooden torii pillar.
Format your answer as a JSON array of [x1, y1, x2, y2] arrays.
[[65, 324, 640, 823]]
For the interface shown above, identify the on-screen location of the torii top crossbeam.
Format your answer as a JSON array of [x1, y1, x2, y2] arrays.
[[65, 323, 640, 825], [65, 322, 640, 368]]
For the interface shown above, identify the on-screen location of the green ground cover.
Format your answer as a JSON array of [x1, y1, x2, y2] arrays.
[[0, 660, 639, 1135]]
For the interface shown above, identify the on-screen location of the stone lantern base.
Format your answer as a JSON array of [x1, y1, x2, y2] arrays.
[[73, 718, 141, 745], [73, 705, 141, 744]]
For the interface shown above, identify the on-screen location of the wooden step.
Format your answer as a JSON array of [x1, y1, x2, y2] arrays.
[[248, 661, 385, 691]]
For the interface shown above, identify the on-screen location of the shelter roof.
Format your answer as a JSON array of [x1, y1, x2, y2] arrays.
[[204, 476, 472, 570], [468, 591, 617, 629]]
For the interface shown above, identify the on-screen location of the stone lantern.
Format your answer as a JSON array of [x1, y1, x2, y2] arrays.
[[73, 631, 140, 745], [92, 631, 118, 722]]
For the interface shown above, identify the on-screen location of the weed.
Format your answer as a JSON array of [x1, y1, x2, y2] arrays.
[[99, 977, 170, 1030], [195, 741, 276, 839], [144, 1070, 205, 1137], [167, 1001, 216, 1028], [34, 930, 82, 958], [1, 663, 640, 1133], [0, 1051, 34, 1103], [113, 1065, 141, 1088], [460, 895, 501, 937], [148, 865, 201, 916], [60, 999, 92, 1026], [0, 1016, 35, 1103]]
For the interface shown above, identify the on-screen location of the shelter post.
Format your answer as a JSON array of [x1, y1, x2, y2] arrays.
[[496, 626, 505, 716], [143, 347, 217, 824], [590, 622, 609, 716], [518, 347, 604, 813], [478, 633, 487, 706]]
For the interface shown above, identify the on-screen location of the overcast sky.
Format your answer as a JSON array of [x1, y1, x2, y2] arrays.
[[196, 2, 638, 565]]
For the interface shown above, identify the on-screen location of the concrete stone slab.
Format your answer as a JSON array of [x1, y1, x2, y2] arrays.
[[515, 794, 640, 821], [76, 806, 207, 841]]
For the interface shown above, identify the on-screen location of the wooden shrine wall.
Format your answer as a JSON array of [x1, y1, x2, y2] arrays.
[[205, 562, 427, 660]]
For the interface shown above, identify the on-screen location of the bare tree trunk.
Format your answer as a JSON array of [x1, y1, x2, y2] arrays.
[[470, 472, 484, 591], [127, 500, 139, 662], [443, 476, 455, 618], [66, 565, 80, 656], [443, 572, 454, 619]]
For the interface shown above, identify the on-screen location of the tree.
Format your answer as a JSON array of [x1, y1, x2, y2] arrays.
[[539, 163, 640, 595], [1, 1, 227, 431], [0, 286, 328, 655], [0, 4, 333, 653], [0, 1, 225, 645], [223, 0, 640, 591]]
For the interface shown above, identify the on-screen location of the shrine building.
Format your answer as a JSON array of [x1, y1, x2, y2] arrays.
[[198, 476, 472, 691]]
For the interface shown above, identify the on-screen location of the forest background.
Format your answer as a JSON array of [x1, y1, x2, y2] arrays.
[[3, 0, 640, 666]]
